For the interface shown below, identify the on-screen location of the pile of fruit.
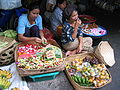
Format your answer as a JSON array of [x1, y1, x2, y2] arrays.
[[66, 56, 111, 87], [0, 70, 12, 89], [16, 44, 63, 69]]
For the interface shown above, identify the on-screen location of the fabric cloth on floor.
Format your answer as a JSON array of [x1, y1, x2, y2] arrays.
[[62, 37, 93, 52], [0, 63, 29, 90]]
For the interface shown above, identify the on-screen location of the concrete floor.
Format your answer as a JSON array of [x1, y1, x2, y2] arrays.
[[27, 9, 120, 90]]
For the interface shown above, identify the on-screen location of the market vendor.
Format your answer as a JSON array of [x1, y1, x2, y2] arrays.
[[50, 0, 67, 37], [17, 2, 47, 44], [61, 6, 93, 56]]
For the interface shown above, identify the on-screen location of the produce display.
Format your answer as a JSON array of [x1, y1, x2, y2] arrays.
[[66, 56, 111, 87], [0, 70, 12, 89], [81, 23, 107, 36], [16, 44, 63, 70]]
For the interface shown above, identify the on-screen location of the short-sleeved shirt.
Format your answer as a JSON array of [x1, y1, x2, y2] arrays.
[[61, 22, 83, 44], [17, 14, 43, 34], [50, 7, 63, 31]]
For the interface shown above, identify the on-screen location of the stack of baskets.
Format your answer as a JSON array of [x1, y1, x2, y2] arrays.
[[0, 36, 16, 66]]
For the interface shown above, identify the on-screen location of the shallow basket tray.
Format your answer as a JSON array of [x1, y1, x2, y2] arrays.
[[14, 40, 65, 77], [79, 15, 96, 24], [64, 53, 112, 90]]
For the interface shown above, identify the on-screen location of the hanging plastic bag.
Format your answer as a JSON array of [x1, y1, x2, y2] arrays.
[[0, 0, 22, 10]]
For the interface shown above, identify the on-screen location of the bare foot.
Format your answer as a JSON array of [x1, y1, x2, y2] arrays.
[[65, 50, 77, 56], [70, 49, 77, 55], [65, 51, 72, 56]]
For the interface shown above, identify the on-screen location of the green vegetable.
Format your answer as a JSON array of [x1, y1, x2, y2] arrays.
[[72, 75, 93, 87], [55, 54, 61, 58], [74, 76, 79, 83], [85, 77, 89, 84], [46, 47, 53, 50], [0, 40, 8, 48], [3, 30, 17, 39], [71, 76, 74, 79], [82, 77, 86, 84], [78, 77, 82, 83]]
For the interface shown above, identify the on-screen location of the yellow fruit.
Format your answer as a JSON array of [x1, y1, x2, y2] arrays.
[[0, 70, 12, 79], [0, 78, 11, 89], [76, 67, 82, 71], [100, 75, 106, 79], [89, 77, 95, 82], [75, 59, 79, 61], [11, 87, 20, 90]]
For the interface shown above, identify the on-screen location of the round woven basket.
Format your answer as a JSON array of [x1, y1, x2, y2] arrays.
[[65, 53, 112, 90], [14, 39, 65, 76], [79, 15, 96, 24], [0, 36, 16, 66]]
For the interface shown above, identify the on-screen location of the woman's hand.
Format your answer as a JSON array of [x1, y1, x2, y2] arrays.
[[34, 37, 42, 43], [41, 37, 47, 45], [75, 18, 82, 27]]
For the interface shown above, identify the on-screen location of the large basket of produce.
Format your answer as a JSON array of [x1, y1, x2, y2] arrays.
[[14, 40, 65, 76], [65, 53, 112, 90], [0, 36, 16, 66], [79, 15, 96, 24]]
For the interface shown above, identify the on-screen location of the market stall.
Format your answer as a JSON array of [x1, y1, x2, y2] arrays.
[[0, 30, 115, 90], [0, 1, 116, 90]]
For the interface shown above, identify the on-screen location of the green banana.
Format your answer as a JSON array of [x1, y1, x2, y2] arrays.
[[78, 77, 82, 83]]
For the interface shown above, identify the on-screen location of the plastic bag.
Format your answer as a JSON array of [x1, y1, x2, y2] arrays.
[[0, 0, 22, 10]]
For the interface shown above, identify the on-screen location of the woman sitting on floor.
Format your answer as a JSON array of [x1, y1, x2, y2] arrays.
[[61, 6, 93, 56]]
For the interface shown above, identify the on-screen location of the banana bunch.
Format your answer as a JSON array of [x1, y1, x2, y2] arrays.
[[0, 78, 11, 89], [11, 87, 20, 90], [0, 70, 12, 79], [0, 70, 12, 89]]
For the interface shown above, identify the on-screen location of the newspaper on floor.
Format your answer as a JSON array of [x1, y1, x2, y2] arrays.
[[0, 63, 29, 90]]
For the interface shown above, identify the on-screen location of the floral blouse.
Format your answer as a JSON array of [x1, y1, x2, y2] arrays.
[[61, 22, 83, 44]]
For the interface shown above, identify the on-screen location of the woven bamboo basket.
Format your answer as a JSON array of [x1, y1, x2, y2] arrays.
[[65, 53, 112, 90], [0, 36, 16, 66], [94, 41, 115, 67], [14, 39, 65, 77]]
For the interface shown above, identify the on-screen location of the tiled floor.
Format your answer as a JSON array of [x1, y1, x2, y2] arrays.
[[27, 8, 120, 90]]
